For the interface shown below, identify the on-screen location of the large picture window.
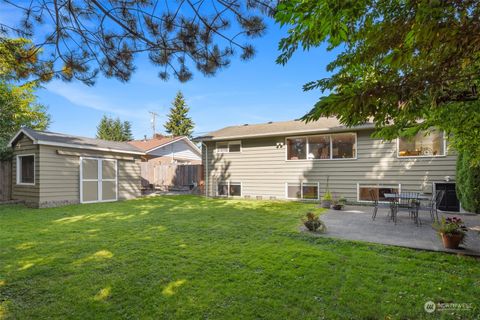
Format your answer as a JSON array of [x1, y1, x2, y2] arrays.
[[16, 155, 35, 185], [398, 130, 445, 157], [217, 181, 242, 197], [287, 133, 356, 160], [286, 182, 319, 200], [358, 184, 400, 202]]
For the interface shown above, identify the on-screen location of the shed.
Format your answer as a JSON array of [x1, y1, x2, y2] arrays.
[[8, 128, 145, 208]]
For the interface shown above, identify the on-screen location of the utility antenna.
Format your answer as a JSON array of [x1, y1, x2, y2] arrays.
[[149, 111, 159, 138]]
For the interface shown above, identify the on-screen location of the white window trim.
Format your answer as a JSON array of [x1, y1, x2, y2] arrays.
[[285, 133, 357, 161], [16, 154, 35, 186], [80, 157, 118, 204], [396, 131, 447, 159], [285, 182, 320, 200], [216, 181, 242, 197], [356, 183, 402, 203], [216, 141, 242, 153]]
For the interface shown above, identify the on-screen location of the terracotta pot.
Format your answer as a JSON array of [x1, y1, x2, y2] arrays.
[[440, 233, 464, 249]]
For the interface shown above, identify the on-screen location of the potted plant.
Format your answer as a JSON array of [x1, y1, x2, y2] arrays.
[[302, 212, 327, 233], [435, 216, 468, 249], [332, 196, 347, 210], [321, 191, 333, 208], [320, 176, 333, 208]]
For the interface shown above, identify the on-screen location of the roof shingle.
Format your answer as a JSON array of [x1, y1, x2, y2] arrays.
[[195, 118, 374, 141], [14, 128, 144, 154]]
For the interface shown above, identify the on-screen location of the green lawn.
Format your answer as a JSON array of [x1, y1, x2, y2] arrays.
[[0, 196, 478, 319]]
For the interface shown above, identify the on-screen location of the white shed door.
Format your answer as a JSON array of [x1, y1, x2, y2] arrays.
[[80, 158, 117, 203]]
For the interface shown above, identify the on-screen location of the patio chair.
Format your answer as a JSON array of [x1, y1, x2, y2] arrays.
[[370, 189, 394, 221], [370, 189, 379, 220], [392, 192, 420, 225], [429, 190, 445, 222]]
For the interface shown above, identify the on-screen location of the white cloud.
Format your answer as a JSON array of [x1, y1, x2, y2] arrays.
[[46, 81, 146, 119]]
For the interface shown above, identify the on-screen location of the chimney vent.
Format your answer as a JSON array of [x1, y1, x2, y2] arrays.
[[143, 135, 147, 141]]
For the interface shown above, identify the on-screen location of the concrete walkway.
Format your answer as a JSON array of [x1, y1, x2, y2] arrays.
[[312, 206, 480, 256]]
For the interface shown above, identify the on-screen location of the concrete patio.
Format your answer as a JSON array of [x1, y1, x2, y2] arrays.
[[314, 206, 480, 256]]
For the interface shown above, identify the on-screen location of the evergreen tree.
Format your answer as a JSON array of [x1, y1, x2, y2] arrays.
[[96, 115, 132, 141], [164, 91, 194, 138], [123, 121, 133, 141]]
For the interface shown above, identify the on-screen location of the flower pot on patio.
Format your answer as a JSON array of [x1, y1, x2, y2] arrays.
[[440, 233, 464, 249], [332, 204, 343, 210], [321, 200, 332, 208]]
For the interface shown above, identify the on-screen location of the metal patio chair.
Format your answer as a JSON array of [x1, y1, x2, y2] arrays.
[[430, 190, 445, 222]]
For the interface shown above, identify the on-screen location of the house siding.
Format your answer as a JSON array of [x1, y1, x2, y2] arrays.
[[11, 135, 40, 206], [37, 145, 142, 207], [204, 129, 457, 201], [148, 139, 201, 163]]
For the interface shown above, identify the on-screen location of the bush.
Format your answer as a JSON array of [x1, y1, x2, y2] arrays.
[[456, 151, 480, 213], [302, 212, 327, 232]]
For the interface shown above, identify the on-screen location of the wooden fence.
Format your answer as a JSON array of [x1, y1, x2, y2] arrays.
[[141, 163, 203, 189], [0, 161, 12, 201]]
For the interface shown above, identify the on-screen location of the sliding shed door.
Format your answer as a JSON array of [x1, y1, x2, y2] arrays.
[[80, 158, 117, 203]]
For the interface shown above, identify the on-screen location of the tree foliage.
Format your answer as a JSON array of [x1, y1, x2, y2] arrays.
[[164, 91, 194, 138], [0, 82, 50, 159], [456, 150, 480, 213], [96, 115, 133, 141], [275, 0, 480, 165], [1, 0, 276, 85]]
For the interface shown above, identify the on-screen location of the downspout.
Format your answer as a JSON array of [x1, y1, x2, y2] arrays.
[[202, 142, 208, 197]]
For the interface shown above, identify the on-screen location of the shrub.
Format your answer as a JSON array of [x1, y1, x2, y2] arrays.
[[456, 150, 480, 213], [302, 212, 327, 232]]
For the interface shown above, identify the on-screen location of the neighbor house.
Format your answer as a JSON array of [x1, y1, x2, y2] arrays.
[[8, 128, 144, 208], [195, 118, 460, 211], [128, 134, 201, 187]]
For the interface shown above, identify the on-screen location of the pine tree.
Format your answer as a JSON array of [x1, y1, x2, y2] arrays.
[[96, 115, 132, 141], [123, 121, 133, 141], [164, 91, 194, 138]]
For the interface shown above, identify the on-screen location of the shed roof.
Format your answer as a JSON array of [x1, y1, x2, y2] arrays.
[[9, 128, 145, 155], [194, 118, 375, 141]]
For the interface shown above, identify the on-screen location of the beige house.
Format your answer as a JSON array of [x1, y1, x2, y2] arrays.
[[196, 118, 460, 211], [128, 134, 201, 187], [9, 128, 144, 208]]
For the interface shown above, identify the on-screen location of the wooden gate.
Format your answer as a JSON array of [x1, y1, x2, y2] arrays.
[[0, 161, 12, 201]]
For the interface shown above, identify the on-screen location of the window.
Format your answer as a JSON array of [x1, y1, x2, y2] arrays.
[[287, 138, 306, 160], [286, 182, 319, 200], [358, 184, 400, 202], [332, 133, 356, 159], [308, 136, 330, 159], [398, 130, 445, 157], [287, 133, 356, 160], [17, 155, 35, 185], [287, 184, 301, 199], [216, 141, 241, 153], [217, 181, 242, 196]]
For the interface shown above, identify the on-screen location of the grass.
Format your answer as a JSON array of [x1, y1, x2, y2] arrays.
[[0, 195, 478, 319]]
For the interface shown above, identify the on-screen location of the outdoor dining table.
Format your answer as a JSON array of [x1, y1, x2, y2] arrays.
[[383, 193, 431, 225]]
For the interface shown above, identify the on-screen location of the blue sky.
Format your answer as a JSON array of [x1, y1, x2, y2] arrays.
[[34, 19, 337, 139]]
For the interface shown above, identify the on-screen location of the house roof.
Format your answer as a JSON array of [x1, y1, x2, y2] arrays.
[[9, 128, 145, 155], [194, 117, 375, 141], [128, 136, 202, 155], [128, 136, 183, 152]]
